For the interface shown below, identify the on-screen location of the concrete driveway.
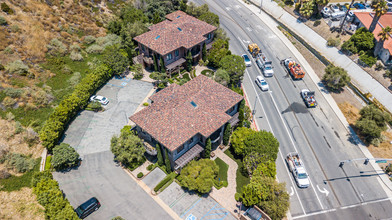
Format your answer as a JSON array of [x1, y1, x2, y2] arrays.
[[54, 78, 172, 219]]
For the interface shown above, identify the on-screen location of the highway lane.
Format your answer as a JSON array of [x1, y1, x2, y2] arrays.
[[192, 0, 392, 218]]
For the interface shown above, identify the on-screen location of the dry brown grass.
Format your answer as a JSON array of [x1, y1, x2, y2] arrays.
[[338, 102, 361, 125], [368, 131, 392, 161], [0, 187, 44, 220]]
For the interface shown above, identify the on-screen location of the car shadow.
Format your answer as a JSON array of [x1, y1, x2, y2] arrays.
[[281, 102, 308, 114]]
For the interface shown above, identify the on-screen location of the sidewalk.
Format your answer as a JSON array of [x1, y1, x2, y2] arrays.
[[247, 0, 392, 114], [238, 0, 392, 196]]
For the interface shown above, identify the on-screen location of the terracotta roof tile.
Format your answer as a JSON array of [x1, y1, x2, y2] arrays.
[[130, 75, 243, 151], [133, 10, 217, 55]]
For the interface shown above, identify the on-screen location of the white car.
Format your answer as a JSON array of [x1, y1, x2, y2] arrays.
[[90, 95, 109, 105], [255, 76, 269, 91], [322, 6, 332, 17], [330, 4, 340, 12], [242, 54, 252, 67]]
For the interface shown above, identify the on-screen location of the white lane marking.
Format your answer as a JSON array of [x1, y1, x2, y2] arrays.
[[245, 71, 306, 215], [290, 186, 295, 196], [269, 92, 325, 210], [235, 4, 241, 9], [237, 36, 246, 48], [340, 197, 392, 210], [246, 27, 253, 32], [225, 7, 232, 11], [292, 208, 337, 220], [256, 24, 262, 30], [316, 185, 330, 197]]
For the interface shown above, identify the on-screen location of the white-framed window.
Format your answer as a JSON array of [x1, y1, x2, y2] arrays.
[[175, 49, 179, 57], [167, 53, 173, 60], [207, 33, 212, 40]]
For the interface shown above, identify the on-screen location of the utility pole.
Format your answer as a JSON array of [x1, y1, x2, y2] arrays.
[[339, 0, 355, 34], [339, 157, 391, 167], [260, 0, 263, 13]]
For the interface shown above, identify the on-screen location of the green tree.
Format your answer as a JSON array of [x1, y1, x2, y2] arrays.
[[186, 3, 210, 17], [156, 144, 164, 166], [199, 11, 220, 27], [153, 53, 158, 71], [243, 152, 276, 177], [204, 138, 211, 158], [322, 65, 351, 91], [103, 45, 129, 75], [202, 43, 207, 62], [150, 71, 168, 87], [299, 0, 315, 18], [214, 28, 230, 42], [375, 26, 392, 57], [230, 127, 257, 156], [238, 108, 244, 127], [51, 143, 80, 171], [179, 159, 219, 193], [219, 54, 246, 86], [369, 0, 388, 33], [214, 68, 230, 87], [356, 118, 384, 141], [207, 39, 229, 68], [110, 130, 145, 167], [351, 27, 375, 52], [243, 130, 280, 162], [164, 148, 172, 173], [160, 56, 166, 73], [223, 123, 231, 146], [186, 50, 193, 71], [356, 105, 391, 142], [180, 0, 188, 11], [241, 176, 289, 220]]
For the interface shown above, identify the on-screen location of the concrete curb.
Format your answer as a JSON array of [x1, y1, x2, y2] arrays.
[[238, 0, 392, 195]]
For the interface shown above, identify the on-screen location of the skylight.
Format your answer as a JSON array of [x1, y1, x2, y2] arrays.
[[177, 27, 182, 31], [190, 101, 197, 108], [177, 15, 181, 18], [155, 35, 160, 40]]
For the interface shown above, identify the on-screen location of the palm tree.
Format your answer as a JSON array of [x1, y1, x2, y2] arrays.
[[315, 0, 329, 15], [300, 0, 315, 19], [374, 26, 392, 57], [368, 0, 388, 33]]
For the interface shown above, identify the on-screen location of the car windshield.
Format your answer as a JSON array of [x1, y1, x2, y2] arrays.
[[298, 173, 308, 179], [102, 97, 107, 101], [261, 81, 267, 86], [244, 56, 250, 62], [75, 207, 83, 215], [265, 66, 272, 70]]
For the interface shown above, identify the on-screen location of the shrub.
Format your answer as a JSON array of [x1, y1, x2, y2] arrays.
[[112, 217, 125, 220], [10, 24, 19, 32], [5, 60, 29, 76], [179, 159, 218, 193], [147, 164, 154, 171], [68, 72, 81, 86], [46, 38, 68, 56], [131, 64, 143, 80], [137, 172, 144, 178], [1, 3, 14, 14], [14, 121, 24, 134], [110, 129, 145, 169], [313, 20, 321, 26], [327, 38, 340, 47], [323, 65, 351, 91], [359, 53, 377, 67], [70, 44, 81, 52], [143, 102, 149, 106], [86, 44, 104, 54], [86, 101, 102, 112], [375, 62, 384, 71], [154, 173, 175, 192], [4, 87, 23, 98], [0, 169, 11, 179], [341, 40, 357, 54], [51, 143, 80, 170], [6, 112, 15, 121], [2, 96, 17, 108], [4, 153, 35, 173], [235, 192, 241, 201], [84, 35, 96, 45], [4, 46, 13, 54], [70, 51, 83, 61], [96, 34, 121, 48], [0, 16, 7, 25]]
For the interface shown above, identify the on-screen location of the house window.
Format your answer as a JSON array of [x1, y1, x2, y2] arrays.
[[141, 45, 145, 51], [177, 145, 184, 154], [175, 49, 179, 57], [167, 53, 173, 61], [207, 33, 212, 40]]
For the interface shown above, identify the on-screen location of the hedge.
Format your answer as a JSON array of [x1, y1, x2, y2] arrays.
[[32, 171, 79, 219], [39, 64, 113, 151], [154, 172, 176, 192]]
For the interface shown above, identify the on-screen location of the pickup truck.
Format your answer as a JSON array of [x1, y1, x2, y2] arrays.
[[286, 152, 310, 188], [256, 53, 274, 77], [301, 89, 317, 108]]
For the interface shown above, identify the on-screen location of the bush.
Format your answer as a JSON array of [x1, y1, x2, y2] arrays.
[[235, 192, 241, 201], [131, 64, 144, 80], [341, 40, 357, 54], [143, 102, 149, 106], [14, 121, 24, 134], [0, 16, 7, 25], [322, 65, 350, 91], [51, 143, 80, 170], [86, 44, 104, 54], [39, 64, 113, 150], [4, 87, 23, 98], [327, 38, 340, 47], [313, 20, 321, 26], [154, 172, 176, 192], [1, 3, 14, 14], [3, 153, 35, 173], [137, 172, 144, 178], [2, 96, 17, 108], [10, 24, 19, 32], [70, 51, 83, 61], [110, 129, 145, 169], [147, 164, 154, 171], [5, 60, 29, 76], [86, 101, 102, 112], [46, 38, 68, 56], [359, 53, 377, 67], [84, 35, 96, 45], [179, 159, 218, 193]]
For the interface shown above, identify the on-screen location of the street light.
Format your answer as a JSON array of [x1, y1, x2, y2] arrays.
[[252, 91, 264, 121]]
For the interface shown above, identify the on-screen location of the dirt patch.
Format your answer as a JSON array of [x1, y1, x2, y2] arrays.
[[368, 131, 392, 160], [0, 187, 44, 220]]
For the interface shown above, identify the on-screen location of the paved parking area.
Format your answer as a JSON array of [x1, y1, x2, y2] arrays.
[[54, 78, 172, 219], [159, 182, 237, 220], [142, 167, 167, 189]]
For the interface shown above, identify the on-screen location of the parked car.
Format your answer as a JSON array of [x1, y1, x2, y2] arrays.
[[322, 6, 332, 17], [353, 2, 366, 9], [74, 197, 101, 219], [90, 95, 109, 105], [330, 4, 340, 12], [242, 54, 252, 67], [255, 76, 269, 91]]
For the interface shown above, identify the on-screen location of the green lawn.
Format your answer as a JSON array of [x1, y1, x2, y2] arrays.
[[0, 158, 41, 192], [215, 157, 228, 182], [224, 148, 250, 194]]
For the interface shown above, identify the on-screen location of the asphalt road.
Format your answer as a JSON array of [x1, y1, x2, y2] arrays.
[[192, 0, 392, 219], [54, 78, 172, 220]]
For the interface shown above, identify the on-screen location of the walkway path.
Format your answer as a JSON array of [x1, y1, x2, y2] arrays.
[[247, 0, 392, 113], [210, 147, 239, 217]]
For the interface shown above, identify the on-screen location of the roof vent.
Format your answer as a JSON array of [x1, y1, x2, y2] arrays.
[[155, 35, 160, 40], [177, 15, 181, 18], [190, 101, 197, 108], [177, 27, 182, 31]]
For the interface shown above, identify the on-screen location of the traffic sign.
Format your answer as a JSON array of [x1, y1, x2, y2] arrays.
[[376, 160, 387, 163]]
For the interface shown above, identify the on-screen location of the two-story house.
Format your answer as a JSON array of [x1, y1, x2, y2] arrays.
[[133, 10, 217, 73], [129, 75, 243, 170]]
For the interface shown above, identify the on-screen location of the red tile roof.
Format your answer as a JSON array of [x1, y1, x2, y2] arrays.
[[133, 10, 217, 55], [355, 12, 392, 53], [130, 75, 243, 151]]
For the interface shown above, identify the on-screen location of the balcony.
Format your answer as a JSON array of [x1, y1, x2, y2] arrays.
[[174, 144, 204, 170], [229, 112, 239, 126]]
